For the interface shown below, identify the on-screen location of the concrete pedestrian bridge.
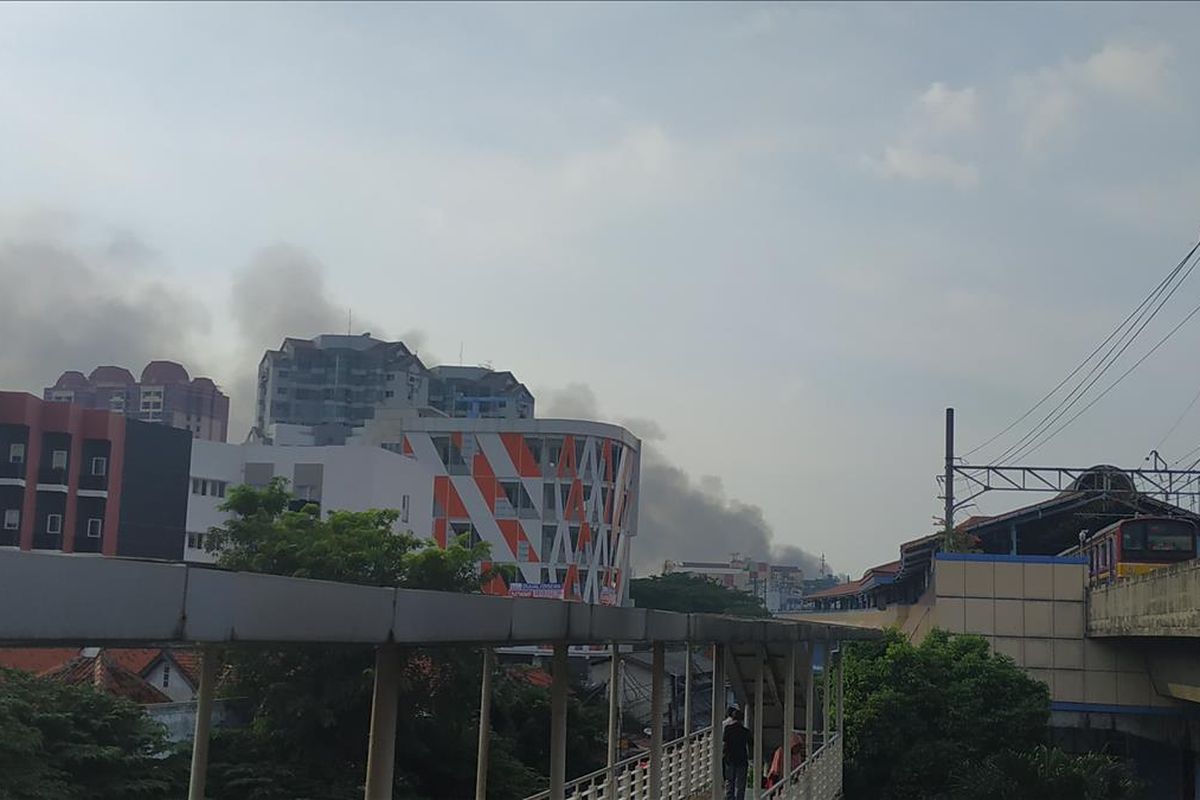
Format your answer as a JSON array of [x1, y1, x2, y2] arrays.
[[0, 549, 877, 800]]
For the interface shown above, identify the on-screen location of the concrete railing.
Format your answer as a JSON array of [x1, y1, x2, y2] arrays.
[[762, 733, 842, 800], [524, 726, 713, 800], [1088, 560, 1200, 638]]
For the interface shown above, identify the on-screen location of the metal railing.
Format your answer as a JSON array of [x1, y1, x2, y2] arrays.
[[762, 733, 842, 800], [525, 726, 712, 800]]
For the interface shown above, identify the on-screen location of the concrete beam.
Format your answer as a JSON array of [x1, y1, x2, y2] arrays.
[[1088, 561, 1200, 638]]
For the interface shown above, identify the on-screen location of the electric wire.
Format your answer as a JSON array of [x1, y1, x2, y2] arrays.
[[1017, 296, 1200, 461], [962, 239, 1200, 463], [987, 241, 1200, 465]]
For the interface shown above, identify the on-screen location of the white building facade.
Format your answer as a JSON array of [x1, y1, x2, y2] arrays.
[[347, 414, 641, 606], [187, 416, 640, 607], [185, 441, 433, 562]]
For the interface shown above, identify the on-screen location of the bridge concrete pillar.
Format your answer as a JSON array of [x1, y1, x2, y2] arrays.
[[365, 644, 402, 800], [187, 645, 219, 800], [752, 652, 764, 800], [823, 640, 832, 745], [649, 642, 665, 799], [550, 643, 569, 800], [475, 648, 494, 800], [606, 643, 621, 800], [710, 643, 725, 800], [683, 645, 694, 794], [783, 642, 796, 784], [804, 643, 815, 798], [837, 648, 845, 733]]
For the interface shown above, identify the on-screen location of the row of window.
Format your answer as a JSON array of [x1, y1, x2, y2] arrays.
[[7, 445, 107, 476], [190, 478, 227, 498], [186, 532, 210, 550], [2, 510, 102, 536]]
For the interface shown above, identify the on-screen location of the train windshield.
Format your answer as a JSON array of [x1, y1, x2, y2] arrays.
[[1122, 520, 1196, 557]]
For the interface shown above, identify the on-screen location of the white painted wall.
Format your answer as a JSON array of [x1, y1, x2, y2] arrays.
[[144, 658, 196, 703], [185, 441, 435, 563]]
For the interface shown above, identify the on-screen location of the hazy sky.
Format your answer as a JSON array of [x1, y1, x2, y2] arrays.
[[4, 2, 1200, 575]]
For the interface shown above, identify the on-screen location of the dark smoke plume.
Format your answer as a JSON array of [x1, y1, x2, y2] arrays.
[[0, 212, 209, 395], [541, 384, 823, 577], [227, 244, 432, 436]]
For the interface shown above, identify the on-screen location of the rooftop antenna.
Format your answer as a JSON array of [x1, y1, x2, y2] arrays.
[[347, 309, 352, 335], [459, 341, 464, 365]]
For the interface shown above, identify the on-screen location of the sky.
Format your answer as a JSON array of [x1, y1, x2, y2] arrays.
[[3, 2, 1200, 576]]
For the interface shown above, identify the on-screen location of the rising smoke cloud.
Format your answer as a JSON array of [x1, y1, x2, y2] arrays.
[[226, 244, 433, 436], [0, 210, 209, 394], [541, 383, 823, 577]]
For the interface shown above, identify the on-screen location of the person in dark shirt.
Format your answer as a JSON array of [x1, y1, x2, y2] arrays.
[[722, 708, 751, 800]]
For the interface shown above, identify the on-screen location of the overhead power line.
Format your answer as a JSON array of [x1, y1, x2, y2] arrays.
[[997, 245, 1200, 464], [964, 237, 1200, 465], [1017, 296, 1200, 461]]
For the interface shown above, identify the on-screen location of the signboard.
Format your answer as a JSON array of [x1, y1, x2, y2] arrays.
[[508, 582, 565, 600], [599, 586, 619, 606]]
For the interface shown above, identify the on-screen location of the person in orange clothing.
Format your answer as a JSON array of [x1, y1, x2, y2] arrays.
[[764, 733, 805, 790]]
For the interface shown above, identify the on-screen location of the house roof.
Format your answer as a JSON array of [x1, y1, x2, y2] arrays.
[[0, 647, 80, 673], [805, 560, 900, 601], [42, 653, 172, 704]]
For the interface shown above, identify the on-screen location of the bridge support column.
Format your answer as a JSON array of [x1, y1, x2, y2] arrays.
[[752, 652, 764, 800], [804, 643, 815, 798], [823, 639, 832, 745], [649, 642, 665, 799], [837, 648, 844, 732], [606, 643, 621, 800], [187, 645, 219, 800], [710, 644, 725, 800], [365, 644, 402, 800], [550, 643, 568, 800], [683, 645, 693, 794], [475, 648, 494, 800], [783, 642, 796, 783]]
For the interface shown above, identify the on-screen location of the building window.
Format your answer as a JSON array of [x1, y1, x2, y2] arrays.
[[191, 478, 203, 495], [213, 481, 226, 498], [9, 443, 24, 465], [162, 663, 170, 689], [45, 514, 62, 535], [384, 390, 394, 398], [3, 509, 18, 530], [91, 456, 107, 477], [51, 450, 67, 470], [86, 518, 102, 538], [187, 533, 197, 549], [401, 494, 410, 523], [518, 540, 530, 561]]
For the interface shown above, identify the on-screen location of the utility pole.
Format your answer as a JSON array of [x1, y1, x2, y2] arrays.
[[944, 408, 955, 546]]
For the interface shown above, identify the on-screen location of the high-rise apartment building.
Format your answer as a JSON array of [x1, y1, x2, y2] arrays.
[[255, 334, 534, 444], [44, 361, 229, 442]]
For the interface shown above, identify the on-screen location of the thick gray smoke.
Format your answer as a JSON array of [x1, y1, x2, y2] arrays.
[[227, 244, 433, 437], [541, 384, 823, 577], [0, 212, 209, 394]]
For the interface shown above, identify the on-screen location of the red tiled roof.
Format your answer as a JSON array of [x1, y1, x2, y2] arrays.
[[42, 654, 171, 704], [0, 648, 81, 674], [104, 648, 162, 676], [804, 579, 864, 600], [507, 665, 554, 689]]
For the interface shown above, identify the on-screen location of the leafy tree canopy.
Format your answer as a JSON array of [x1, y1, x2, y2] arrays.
[[205, 479, 605, 800], [0, 667, 183, 800], [844, 629, 1140, 800], [629, 572, 769, 617]]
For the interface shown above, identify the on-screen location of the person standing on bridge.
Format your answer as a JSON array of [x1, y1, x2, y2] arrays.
[[723, 707, 751, 800]]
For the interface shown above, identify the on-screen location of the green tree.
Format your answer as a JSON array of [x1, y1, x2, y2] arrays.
[[0, 667, 183, 799], [629, 573, 769, 617], [942, 745, 1141, 800], [843, 629, 1049, 800], [204, 480, 605, 800], [843, 629, 1141, 800]]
